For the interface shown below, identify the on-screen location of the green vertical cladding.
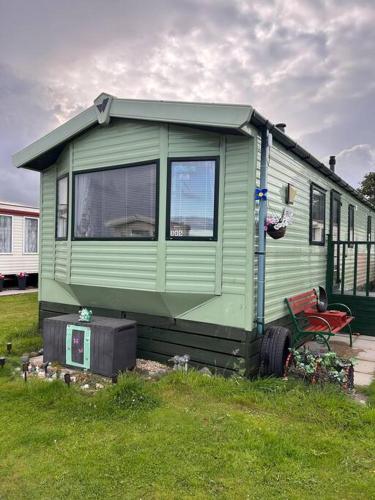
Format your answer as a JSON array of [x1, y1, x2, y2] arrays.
[[40, 166, 56, 279], [165, 125, 221, 294]]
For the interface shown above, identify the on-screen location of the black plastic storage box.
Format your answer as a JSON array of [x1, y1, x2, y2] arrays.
[[43, 314, 137, 377]]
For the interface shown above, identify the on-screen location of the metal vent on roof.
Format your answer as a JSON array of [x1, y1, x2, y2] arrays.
[[275, 123, 286, 133]]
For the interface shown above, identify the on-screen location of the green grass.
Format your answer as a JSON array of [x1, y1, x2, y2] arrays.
[[0, 294, 375, 499], [0, 292, 40, 354]]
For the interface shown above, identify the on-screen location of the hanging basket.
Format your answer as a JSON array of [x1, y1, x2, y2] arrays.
[[267, 224, 286, 240]]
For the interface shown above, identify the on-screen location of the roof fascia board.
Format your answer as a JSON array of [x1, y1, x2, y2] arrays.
[[110, 99, 252, 129], [12, 106, 97, 168]]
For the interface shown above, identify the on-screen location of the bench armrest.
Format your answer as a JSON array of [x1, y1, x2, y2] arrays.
[[305, 315, 333, 333], [327, 303, 352, 316]]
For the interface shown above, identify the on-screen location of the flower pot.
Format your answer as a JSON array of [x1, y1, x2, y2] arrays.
[[18, 276, 27, 290], [267, 224, 286, 240]]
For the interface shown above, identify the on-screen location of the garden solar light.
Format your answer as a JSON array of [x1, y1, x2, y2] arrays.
[[22, 363, 28, 382], [64, 373, 71, 387], [6, 343, 12, 354], [0, 357, 6, 368], [42, 361, 50, 375]]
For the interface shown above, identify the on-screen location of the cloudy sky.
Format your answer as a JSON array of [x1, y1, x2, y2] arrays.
[[0, 0, 374, 206]]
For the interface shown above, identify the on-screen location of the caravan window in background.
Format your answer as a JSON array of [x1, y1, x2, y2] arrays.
[[348, 205, 355, 247], [367, 215, 372, 241], [73, 162, 158, 240], [56, 175, 69, 240], [167, 158, 219, 240], [0, 215, 12, 253], [24, 217, 38, 253], [330, 191, 341, 241], [309, 184, 326, 245]]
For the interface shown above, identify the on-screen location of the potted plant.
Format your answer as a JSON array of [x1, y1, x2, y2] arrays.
[[17, 272, 27, 290], [0, 274, 4, 292]]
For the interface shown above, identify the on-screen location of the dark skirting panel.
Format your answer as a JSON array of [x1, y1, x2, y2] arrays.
[[40, 302, 261, 376]]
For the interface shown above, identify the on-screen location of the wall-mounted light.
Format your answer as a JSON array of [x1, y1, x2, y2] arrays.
[[286, 184, 297, 205]]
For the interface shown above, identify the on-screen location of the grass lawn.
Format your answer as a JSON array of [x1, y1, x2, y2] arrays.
[[0, 292, 40, 354], [0, 294, 374, 499]]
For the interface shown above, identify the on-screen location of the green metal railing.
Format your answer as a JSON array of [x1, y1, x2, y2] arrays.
[[327, 238, 375, 336]]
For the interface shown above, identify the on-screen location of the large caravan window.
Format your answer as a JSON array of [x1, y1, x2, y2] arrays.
[[167, 158, 219, 240], [73, 162, 158, 240], [348, 205, 355, 247], [56, 176, 69, 239], [310, 184, 326, 245], [0, 215, 12, 253], [24, 217, 38, 253]]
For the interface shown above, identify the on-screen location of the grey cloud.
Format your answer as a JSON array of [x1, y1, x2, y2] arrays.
[[0, 0, 374, 205]]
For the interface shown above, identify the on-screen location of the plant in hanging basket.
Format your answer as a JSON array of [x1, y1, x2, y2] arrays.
[[265, 208, 293, 240]]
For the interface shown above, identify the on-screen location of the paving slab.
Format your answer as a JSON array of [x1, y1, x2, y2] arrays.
[[353, 340, 375, 350], [354, 372, 374, 386], [355, 360, 375, 374]]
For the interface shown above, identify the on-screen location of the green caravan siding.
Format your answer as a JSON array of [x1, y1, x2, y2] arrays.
[[70, 242, 158, 290], [72, 119, 160, 170], [54, 147, 70, 282], [258, 135, 375, 324], [222, 136, 253, 295], [165, 126, 221, 294], [39, 119, 256, 330], [179, 135, 254, 330], [40, 167, 56, 279]]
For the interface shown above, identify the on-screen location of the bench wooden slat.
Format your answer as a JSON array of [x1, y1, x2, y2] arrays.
[[285, 288, 354, 348]]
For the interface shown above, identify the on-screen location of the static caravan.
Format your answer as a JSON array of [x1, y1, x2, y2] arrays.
[[13, 94, 375, 375], [0, 201, 39, 286]]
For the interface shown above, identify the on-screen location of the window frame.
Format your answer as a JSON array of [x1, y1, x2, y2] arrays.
[[330, 190, 341, 241], [23, 216, 39, 254], [348, 204, 355, 247], [166, 156, 220, 242], [55, 174, 69, 241], [367, 215, 372, 242], [0, 214, 13, 254], [309, 183, 326, 246], [71, 160, 160, 242]]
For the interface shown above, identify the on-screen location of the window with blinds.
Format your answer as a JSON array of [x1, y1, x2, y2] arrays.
[[73, 162, 158, 240], [167, 158, 219, 240], [56, 176, 68, 239]]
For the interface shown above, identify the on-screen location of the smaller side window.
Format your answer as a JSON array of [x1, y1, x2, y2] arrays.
[[0, 215, 12, 253], [348, 205, 355, 247], [367, 215, 372, 242], [310, 184, 326, 245], [56, 175, 69, 240], [24, 217, 39, 253]]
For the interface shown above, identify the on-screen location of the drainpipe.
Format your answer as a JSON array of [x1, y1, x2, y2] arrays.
[[256, 126, 272, 336]]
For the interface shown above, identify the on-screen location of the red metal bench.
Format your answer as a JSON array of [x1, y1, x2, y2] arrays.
[[286, 288, 354, 350]]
